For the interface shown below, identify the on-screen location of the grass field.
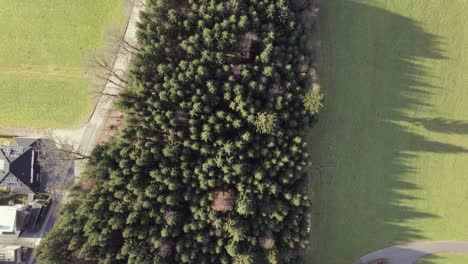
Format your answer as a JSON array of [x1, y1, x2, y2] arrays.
[[0, 0, 125, 128], [418, 254, 468, 264], [307, 1, 468, 263]]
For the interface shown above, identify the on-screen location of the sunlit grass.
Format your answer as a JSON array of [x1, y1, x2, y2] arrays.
[[307, 1, 468, 263], [417, 254, 468, 264], [0, 0, 125, 128]]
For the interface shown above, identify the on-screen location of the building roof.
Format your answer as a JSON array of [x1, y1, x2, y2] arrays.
[[0, 244, 21, 263], [13, 137, 37, 147], [0, 245, 21, 250], [0, 138, 38, 193], [0, 206, 17, 233]]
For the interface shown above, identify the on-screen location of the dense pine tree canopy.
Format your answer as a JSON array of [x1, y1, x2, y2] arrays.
[[35, 0, 322, 263]]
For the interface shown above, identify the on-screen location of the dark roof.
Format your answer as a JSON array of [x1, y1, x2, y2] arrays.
[[0, 138, 38, 192], [9, 148, 34, 185]]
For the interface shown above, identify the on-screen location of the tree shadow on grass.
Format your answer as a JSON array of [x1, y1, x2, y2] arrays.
[[417, 254, 444, 264], [304, 0, 467, 263], [404, 117, 468, 135], [414, 254, 468, 264]]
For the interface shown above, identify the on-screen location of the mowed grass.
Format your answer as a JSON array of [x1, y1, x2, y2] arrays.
[[307, 1, 468, 263], [0, 0, 125, 128], [0, 74, 90, 128], [418, 254, 468, 264]]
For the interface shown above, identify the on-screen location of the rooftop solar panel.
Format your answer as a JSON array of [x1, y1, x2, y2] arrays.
[[10, 147, 23, 158], [2, 147, 11, 157]]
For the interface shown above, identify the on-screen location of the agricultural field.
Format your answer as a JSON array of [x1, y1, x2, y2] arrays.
[[307, 0, 468, 263], [0, 0, 126, 128]]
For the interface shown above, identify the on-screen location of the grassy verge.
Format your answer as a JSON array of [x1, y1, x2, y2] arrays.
[[307, 1, 468, 263]]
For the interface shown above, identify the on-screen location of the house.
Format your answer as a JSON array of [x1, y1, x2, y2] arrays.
[[0, 205, 30, 238], [0, 206, 18, 235], [0, 245, 22, 263], [0, 138, 40, 194]]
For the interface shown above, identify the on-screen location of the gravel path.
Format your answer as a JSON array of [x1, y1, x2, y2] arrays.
[[352, 241, 468, 264]]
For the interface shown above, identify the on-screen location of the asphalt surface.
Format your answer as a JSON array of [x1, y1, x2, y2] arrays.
[[353, 241, 468, 264]]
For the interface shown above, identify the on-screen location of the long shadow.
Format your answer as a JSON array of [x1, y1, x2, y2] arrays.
[[403, 117, 468, 135], [304, 1, 467, 263], [354, 241, 468, 264], [417, 254, 444, 264]]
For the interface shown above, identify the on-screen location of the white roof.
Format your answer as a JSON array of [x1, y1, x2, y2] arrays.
[[0, 206, 17, 233], [0, 245, 20, 261], [0, 245, 20, 250]]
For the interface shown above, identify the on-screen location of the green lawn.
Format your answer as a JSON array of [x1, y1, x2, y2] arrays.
[[307, 1, 468, 263], [0, 0, 125, 128], [418, 254, 468, 264], [0, 136, 13, 145], [0, 194, 28, 205]]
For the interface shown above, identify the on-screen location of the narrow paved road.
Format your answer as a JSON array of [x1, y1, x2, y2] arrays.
[[352, 241, 468, 264]]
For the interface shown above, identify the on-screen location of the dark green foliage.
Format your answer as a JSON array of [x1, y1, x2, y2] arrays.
[[34, 221, 75, 264], [36, 0, 320, 263]]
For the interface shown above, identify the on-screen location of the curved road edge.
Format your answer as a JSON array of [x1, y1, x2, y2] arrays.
[[352, 241, 468, 264]]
